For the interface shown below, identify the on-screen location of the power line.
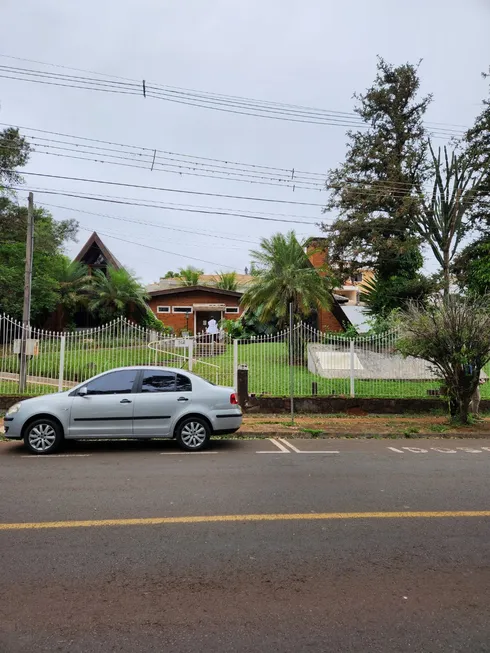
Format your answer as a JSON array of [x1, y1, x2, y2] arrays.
[[40, 202, 262, 245], [17, 172, 327, 208], [1, 123, 471, 197], [12, 185, 322, 224], [0, 54, 472, 132], [0, 58, 467, 137]]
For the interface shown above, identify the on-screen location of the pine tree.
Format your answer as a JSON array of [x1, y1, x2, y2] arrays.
[[322, 58, 433, 313]]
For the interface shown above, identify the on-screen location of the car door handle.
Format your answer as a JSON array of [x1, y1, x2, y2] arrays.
[[120, 399, 132, 404], [177, 397, 189, 402]]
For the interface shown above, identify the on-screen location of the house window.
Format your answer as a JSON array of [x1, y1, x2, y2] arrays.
[[225, 307, 239, 314], [172, 306, 194, 314], [156, 306, 170, 314]]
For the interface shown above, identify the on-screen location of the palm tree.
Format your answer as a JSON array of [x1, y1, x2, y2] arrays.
[[53, 258, 90, 328], [85, 267, 148, 322], [241, 231, 332, 325], [215, 271, 238, 291], [178, 266, 204, 286]]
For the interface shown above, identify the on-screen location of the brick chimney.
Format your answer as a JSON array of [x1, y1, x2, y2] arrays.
[[305, 238, 329, 272]]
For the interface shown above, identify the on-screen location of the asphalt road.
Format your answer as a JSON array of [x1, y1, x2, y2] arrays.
[[1, 437, 490, 652]]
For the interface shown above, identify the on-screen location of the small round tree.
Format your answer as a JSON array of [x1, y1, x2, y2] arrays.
[[397, 295, 490, 424]]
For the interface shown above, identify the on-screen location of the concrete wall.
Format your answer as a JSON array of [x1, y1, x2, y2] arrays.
[[0, 396, 27, 411], [249, 396, 490, 415]]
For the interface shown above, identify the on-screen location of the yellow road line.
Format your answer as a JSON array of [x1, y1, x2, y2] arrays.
[[1, 511, 490, 531]]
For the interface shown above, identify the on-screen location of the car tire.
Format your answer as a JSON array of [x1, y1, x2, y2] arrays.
[[175, 416, 211, 452], [23, 418, 63, 455]]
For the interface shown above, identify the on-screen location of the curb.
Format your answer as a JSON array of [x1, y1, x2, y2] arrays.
[[227, 431, 490, 440]]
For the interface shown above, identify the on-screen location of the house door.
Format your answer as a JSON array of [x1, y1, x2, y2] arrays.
[[195, 311, 222, 335]]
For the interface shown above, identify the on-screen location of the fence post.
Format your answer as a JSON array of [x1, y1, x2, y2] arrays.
[[58, 335, 66, 392], [188, 338, 193, 372], [237, 364, 249, 408], [349, 339, 355, 398], [233, 339, 238, 391]]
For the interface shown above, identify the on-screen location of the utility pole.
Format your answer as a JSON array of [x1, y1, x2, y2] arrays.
[[289, 302, 294, 424], [19, 192, 34, 393]]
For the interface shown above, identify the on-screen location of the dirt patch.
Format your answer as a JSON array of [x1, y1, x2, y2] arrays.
[[241, 413, 490, 438]]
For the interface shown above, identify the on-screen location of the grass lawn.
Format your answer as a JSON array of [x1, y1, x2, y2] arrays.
[[0, 380, 67, 396], [232, 342, 440, 398]]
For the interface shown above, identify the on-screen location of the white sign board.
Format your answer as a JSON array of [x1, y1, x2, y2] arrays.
[[13, 339, 39, 356]]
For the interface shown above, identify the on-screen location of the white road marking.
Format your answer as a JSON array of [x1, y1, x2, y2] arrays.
[[277, 438, 339, 454], [256, 438, 291, 454], [388, 446, 490, 455], [278, 438, 302, 453], [159, 451, 221, 455]]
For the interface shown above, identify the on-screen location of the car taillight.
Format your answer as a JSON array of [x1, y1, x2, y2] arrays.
[[230, 393, 238, 405]]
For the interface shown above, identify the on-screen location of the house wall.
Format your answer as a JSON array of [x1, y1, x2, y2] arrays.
[[317, 306, 344, 332], [148, 290, 243, 334]]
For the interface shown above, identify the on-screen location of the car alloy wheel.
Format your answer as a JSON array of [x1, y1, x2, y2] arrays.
[[28, 423, 57, 452], [181, 421, 207, 449], [24, 418, 63, 455]]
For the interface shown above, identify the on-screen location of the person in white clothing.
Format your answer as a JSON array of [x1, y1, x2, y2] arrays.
[[206, 317, 219, 341]]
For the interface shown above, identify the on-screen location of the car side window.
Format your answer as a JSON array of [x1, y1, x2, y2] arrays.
[[141, 371, 176, 393], [83, 370, 138, 396], [176, 373, 192, 392]]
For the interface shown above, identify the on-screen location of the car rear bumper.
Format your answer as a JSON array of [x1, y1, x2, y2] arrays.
[[212, 412, 242, 434]]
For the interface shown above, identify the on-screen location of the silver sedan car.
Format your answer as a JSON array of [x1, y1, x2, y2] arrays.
[[4, 366, 242, 454]]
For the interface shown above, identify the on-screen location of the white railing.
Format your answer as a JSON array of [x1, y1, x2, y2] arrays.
[[0, 314, 450, 399], [0, 315, 234, 395], [236, 323, 444, 399]]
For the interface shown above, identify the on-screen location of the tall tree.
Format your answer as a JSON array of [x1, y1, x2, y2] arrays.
[[322, 58, 432, 311], [453, 238, 490, 296], [461, 69, 490, 224], [0, 127, 31, 192], [414, 143, 486, 296], [85, 267, 148, 322], [0, 199, 78, 324], [241, 231, 332, 325], [178, 266, 204, 286], [451, 69, 490, 294]]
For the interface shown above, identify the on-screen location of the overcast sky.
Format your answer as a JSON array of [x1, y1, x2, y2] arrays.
[[1, 0, 489, 284]]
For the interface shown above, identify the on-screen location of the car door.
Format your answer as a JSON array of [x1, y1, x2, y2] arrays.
[[132, 371, 193, 437], [69, 369, 138, 438], [132, 370, 178, 437]]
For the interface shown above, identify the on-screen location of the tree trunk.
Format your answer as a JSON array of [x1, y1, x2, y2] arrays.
[[450, 371, 479, 425], [452, 396, 470, 425], [442, 249, 451, 298]]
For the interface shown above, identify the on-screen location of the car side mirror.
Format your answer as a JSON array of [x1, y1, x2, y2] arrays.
[[78, 386, 88, 397]]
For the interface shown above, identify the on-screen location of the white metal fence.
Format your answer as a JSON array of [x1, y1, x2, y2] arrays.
[[0, 314, 454, 399], [0, 315, 234, 394]]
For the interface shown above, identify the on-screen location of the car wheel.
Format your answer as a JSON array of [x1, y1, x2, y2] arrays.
[[24, 418, 63, 455], [175, 417, 210, 451]]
